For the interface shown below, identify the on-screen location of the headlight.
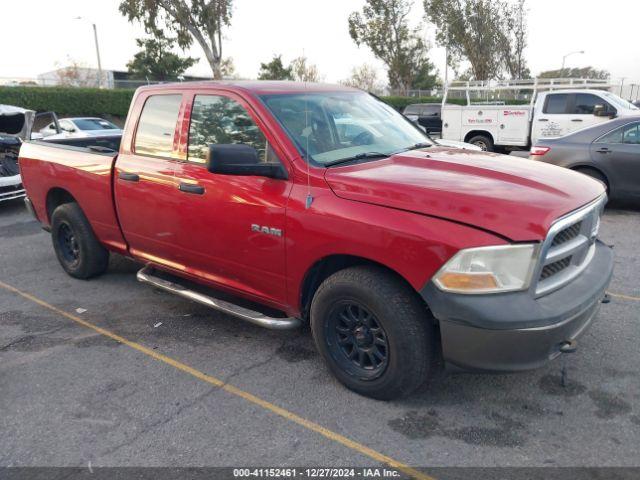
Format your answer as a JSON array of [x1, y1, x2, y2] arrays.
[[434, 244, 539, 294]]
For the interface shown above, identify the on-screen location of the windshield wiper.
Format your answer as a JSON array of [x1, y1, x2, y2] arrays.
[[324, 152, 390, 167], [396, 142, 433, 153]]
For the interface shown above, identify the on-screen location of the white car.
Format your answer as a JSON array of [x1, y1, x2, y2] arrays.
[[40, 117, 122, 139], [1, 105, 34, 203]]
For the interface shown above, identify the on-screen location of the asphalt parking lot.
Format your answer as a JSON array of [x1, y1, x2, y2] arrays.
[[1, 198, 639, 477]]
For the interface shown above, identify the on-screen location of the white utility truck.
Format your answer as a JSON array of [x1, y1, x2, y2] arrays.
[[441, 78, 639, 152]]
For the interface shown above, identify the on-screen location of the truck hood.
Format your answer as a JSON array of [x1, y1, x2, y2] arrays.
[[324, 147, 605, 242]]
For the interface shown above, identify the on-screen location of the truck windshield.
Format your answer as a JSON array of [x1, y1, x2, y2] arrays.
[[260, 91, 431, 165]]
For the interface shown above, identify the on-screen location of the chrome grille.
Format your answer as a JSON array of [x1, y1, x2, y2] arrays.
[[540, 256, 572, 280], [534, 195, 606, 296], [551, 221, 582, 247]]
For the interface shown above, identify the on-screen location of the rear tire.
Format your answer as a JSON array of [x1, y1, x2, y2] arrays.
[[51, 203, 109, 279], [467, 134, 494, 152], [310, 266, 438, 400], [574, 167, 609, 194]]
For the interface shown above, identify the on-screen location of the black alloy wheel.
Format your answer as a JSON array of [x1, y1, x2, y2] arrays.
[[311, 265, 439, 399], [325, 301, 389, 380], [57, 222, 81, 266]]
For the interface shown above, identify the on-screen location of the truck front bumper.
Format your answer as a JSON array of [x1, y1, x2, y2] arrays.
[[421, 240, 614, 372]]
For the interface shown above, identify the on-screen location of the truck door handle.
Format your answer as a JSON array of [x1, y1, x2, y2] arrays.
[[538, 119, 549, 122], [178, 183, 205, 195], [596, 148, 612, 154], [571, 119, 583, 122], [118, 172, 140, 182]]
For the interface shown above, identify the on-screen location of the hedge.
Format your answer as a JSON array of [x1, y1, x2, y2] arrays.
[[0, 87, 135, 117], [0, 86, 525, 118], [382, 95, 449, 110]]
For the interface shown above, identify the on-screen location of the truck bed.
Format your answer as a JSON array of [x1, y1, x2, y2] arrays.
[[43, 135, 121, 153], [18, 138, 128, 254]]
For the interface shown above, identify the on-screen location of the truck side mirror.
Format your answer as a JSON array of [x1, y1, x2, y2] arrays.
[[593, 104, 615, 118], [206, 144, 287, 180]]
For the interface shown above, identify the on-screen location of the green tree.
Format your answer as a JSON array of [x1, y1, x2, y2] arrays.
[[258, 55, 293, 80], [411, 59, 439, 90], [348, 0, 435, 95], [119, 0, 233, 79], [498, 0, 530, 79], [126, 36, 197, 81], [424, 0, 505, 81], [539, 66, 610, 80]]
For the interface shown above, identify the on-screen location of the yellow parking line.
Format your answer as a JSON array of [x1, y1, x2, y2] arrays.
[[607, 291, 640, 302], [0, 280, 434, 480]]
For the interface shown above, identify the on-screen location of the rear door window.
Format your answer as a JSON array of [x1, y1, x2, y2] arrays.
[[622, 123, 640, 144], [597, 126, 624, 144], [134, 94, 182, 158], [543, 94, 569, 114]]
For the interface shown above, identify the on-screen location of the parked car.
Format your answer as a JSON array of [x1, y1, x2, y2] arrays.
[[403, 103, 442, 135], [442, 79, 639, 151], [19, 81, 612, 400], [0, 105, 34, 203], [530, 116, 640, 202], [40, 117, 122, 139]]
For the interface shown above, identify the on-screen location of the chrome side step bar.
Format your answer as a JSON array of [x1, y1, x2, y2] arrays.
[[136, 266, 301, 330]]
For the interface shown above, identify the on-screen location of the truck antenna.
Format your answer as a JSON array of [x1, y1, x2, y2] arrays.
[[303, 50, 313, 209]]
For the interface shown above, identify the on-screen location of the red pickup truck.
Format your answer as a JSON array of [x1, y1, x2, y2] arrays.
[[19, 81, 613, 399]]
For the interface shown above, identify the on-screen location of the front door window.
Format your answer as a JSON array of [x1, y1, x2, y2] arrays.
[[188, 95, 273, 164]]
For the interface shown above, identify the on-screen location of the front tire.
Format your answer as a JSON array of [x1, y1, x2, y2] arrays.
[[51, 203, 109, 279], [310, 266, 438, 400], [467, 134, 494, 152]]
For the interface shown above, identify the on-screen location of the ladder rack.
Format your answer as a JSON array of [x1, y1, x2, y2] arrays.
[[445, 78, 612, 91], [442, 78, 615, 106]]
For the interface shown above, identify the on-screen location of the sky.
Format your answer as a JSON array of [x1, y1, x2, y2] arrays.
[[1, 0, 639, 87]]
